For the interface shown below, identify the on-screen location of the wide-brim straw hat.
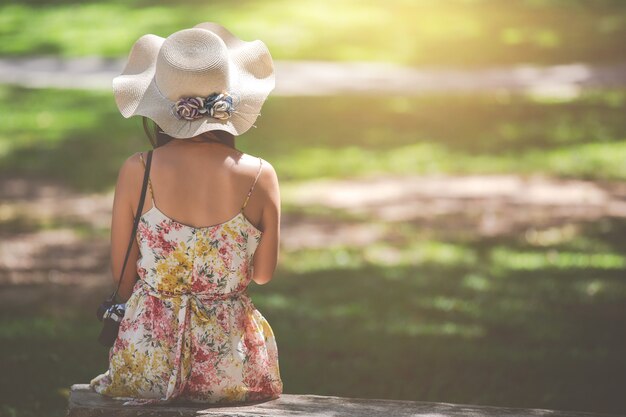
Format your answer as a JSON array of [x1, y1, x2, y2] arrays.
[[112, 22, 275, 139]]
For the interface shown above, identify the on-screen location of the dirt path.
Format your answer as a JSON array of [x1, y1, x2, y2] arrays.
[[2, 173, 626, 290], [1, 56, 625, 96]]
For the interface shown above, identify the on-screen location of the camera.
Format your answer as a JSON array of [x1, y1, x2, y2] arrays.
[[96, 301, 126, 347]]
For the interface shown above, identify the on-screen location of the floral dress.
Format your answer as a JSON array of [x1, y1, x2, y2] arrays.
[[90, 153, 283, 406]]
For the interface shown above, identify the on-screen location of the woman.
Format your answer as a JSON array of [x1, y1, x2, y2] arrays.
[[89, 22, 283, 406]]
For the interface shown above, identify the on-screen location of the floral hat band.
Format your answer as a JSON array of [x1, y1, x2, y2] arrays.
[[171, 92, 237, 121]]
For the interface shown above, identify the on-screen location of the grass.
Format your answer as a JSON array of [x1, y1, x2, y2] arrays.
[[1, 85, 626, 192], [275, 218, 626, 414], [1, 0, 626, 66], [1, 217, 625, 416], [1, 84, 625, 414]]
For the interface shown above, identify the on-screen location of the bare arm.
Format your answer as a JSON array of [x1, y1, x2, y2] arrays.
[[252, 159, 281, 285], [109, 152, 143, 303]]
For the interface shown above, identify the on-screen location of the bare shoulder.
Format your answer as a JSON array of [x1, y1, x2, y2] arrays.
[[243, 154, 278, 188], [115, 151, 146, 195], [122, 151, 145, 177], [260, 157, 278, 188]]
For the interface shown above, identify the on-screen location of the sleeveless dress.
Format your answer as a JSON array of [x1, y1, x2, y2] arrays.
[[89, 152, 283, 406]]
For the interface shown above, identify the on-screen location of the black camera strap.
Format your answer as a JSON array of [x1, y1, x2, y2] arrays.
[[107, 149, 153, 303]]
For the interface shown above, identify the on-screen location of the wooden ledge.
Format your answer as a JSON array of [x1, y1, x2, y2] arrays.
[[67, 384, 624, 417]]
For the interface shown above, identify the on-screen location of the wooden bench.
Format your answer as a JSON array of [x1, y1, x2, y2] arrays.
[[67, 384, 624, 417]]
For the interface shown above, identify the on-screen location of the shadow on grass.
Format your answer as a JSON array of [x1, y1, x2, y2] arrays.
[[1, 218, 625, 417]]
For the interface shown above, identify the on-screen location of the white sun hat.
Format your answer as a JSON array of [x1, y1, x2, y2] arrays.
[[112, 22, 275, 138]]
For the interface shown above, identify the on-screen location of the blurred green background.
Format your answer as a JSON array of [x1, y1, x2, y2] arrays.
[[1, 0, 626, 416]]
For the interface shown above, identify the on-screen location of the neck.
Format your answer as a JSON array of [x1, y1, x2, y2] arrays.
[[169, 132, 236, 151]]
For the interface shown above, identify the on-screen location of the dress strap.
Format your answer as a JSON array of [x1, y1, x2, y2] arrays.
[[241, 158, 263, 211], [138, 151, 155, 206]]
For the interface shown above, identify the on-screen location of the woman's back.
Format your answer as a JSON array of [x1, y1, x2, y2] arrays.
[[109, 140, 280, 297], [136, 141, 265, 292], [140, 140, 265, 231]]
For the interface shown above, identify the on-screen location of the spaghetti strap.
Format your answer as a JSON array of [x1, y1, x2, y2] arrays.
[[138, 151, 155, 207], [241, 158, 263, 211]]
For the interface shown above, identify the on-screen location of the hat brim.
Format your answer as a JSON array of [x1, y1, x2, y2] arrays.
[[112, 24, 275, 138]]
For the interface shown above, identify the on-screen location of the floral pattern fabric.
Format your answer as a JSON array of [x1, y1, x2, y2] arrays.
[[89, 203, 283, 406]]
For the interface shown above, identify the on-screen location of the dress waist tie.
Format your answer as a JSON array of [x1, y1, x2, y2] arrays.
[[121, 279, 249, 406]]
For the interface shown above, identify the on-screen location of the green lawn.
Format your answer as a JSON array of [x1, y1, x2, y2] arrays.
[[1, 217, 625, 417], [1, 0, 626, 66], [1, 85, 626, 192], [1, 84, 626, 414]]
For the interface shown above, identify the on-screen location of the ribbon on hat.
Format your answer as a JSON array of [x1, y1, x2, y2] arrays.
[[172, 92, 235, 121]]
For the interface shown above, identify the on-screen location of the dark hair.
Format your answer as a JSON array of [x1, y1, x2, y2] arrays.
[[141, 116, 236, 149]]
